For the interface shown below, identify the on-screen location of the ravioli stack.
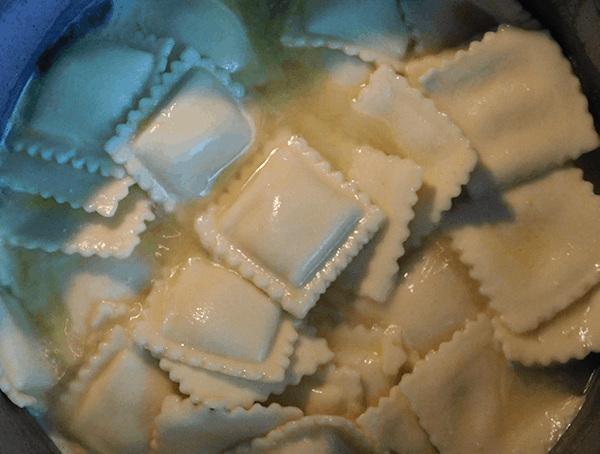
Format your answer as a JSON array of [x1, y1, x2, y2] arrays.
[[1, 0, 600, 453]]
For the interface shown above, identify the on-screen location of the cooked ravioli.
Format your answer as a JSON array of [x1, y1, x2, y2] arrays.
[[327, 324, 407, 408], [0, 151, 135, 217], [353, 65, 477, 249], [158, 331, 333, 410], [10, 33, 173, 177], [110, 0, 264, 77], [0, 187, 155, 258], [128, 68, 253, 208], [340, 147, 422, 303], [385, 236, 486, 356], [60, 326, 175, 454], [282, 0, 409, 70], [152, 397, 302, 454], [0, 291, 58, 411], [420, 26, 600, 195], [356, 385, 436, 454], [1, 0, 598, 451], [449, 167, 600, 334], [493, 283, 600, 366], [402, 0, 537, 54], [133, 257, 298, 382], [401, 315, 584, 454], [231, 415, 374, 454], [196, 134, 385, 318]]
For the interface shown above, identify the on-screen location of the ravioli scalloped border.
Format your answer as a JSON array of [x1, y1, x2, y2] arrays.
[[157, 330, 333, 410], [131, 274, 299, 383], [195, 135, 386, 319], [229, 414, 374, 453], [281, 0, 407, 72], [59, 325, 130, 413], [105, 47, 246, 211], [9, 31, 175, 178]]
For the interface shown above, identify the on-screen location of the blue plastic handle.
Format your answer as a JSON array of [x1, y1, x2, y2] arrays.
[[0, 0, 108, 137]]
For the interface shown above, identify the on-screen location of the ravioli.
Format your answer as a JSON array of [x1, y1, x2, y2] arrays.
[[0, 187, 155, 258], [282, 0, 410, 70], [195, 133, 385, 318], [152, 397, 302, 454], [107, 48, 250, 211], [8, 32, 174, 178], [132, 257, 298, 382], [0, 291, 57, 411], [420, 26, 600, 196], [0, 151, 135, 217], [449, 167, 600, 334], [59, 326, 176, 454], [0, 0, 598, 453], [158, 331, 333, 410], [353, 64, 478, 248]]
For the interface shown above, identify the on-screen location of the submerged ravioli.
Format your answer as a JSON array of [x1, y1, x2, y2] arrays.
[[158, 330, 333, 410], [222, 148, 361, 287], [111, 0, 261, 74], [402, 0, 537, 54], [0, 291, 57, 411], [401, 315, 505, 454], [131, 68, 253, 204], [384, 236, 486, 356], [152, 397, 303, 454], [282, 0, 409, 70], [196, 134, 385, 319], [132, 257, 298, 383], [0, 151, 135, 217], [401, 315, 585, 454], [420, 26, 600, 195], [328, 324, 407, 408], [231, 414, 374, 454], [0, 187, 155, 259], [341, 146, 422, 303], [159, 258, 281, 363], [61, 326, 175, 454], [273, 364, 365, 420], [356, 385, 435, 454], [106, 47, 247, 211], [3, 0, 600, 451], [10, 32, 173, 177]]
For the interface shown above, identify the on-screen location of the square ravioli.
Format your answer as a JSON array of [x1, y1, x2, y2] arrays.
[[0, 151, 135, 217], [492, 283, 600, 366], [400, 315, 584, 454], [449, 167, 600, 334], [0, 187, 155, 259], [282, 0, 409, 70], [159, 258, 281, 363], [127, 67, 253, 208], [132, 257, 298, 383], [384, 237, 486, 356], [61, 326, 175, 454], [419, 26, 599, 195], [352, 65, 477, 249], [195, 134, 385, 319], [158, 331, 333, 410], [10, 32, 173, 178], [221, 149, 361, 288]]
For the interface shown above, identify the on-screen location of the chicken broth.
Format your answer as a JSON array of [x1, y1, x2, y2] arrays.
[[1, 1, 600, 453]]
